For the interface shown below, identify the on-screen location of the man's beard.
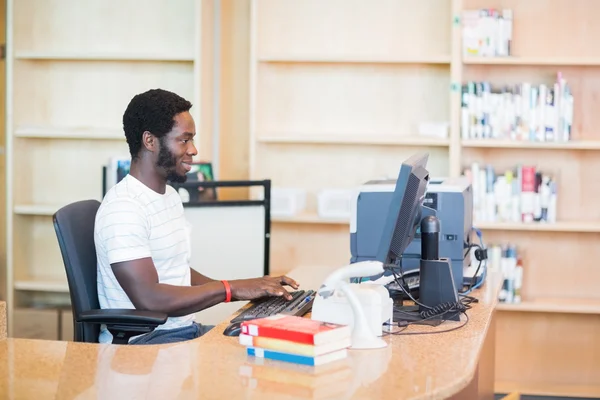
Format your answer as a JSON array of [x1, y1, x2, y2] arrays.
[[156, 138, 187, 183]]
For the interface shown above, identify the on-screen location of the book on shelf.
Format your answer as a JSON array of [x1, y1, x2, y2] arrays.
[[464, 162, 557, 224], [461, 75, 574, 143], [486, 244, 524, 304], [462, 8, 513, 58]]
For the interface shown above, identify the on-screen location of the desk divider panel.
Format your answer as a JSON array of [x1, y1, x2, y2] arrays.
[[171, 179, 272, 326]]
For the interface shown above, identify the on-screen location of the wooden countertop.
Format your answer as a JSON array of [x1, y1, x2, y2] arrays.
[[0, 266, 502, 400]]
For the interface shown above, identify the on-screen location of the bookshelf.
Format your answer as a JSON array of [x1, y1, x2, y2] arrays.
[[249, 0, 600, 396], [3, 0, 205, 337]]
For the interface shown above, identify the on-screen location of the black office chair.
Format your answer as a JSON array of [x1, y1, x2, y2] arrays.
[[53, 199, 167, 344]]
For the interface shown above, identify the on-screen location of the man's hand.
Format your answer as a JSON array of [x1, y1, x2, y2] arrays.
[[229, 275, 299, 301]]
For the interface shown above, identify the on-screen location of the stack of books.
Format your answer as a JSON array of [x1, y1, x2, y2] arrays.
[[239, 314, 352, 366]]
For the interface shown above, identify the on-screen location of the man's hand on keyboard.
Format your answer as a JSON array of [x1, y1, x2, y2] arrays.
[[229, 275, 299, 301]]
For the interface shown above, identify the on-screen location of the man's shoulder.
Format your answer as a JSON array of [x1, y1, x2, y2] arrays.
[[97, 177, 148, 219], [165, 184, 183, 202]]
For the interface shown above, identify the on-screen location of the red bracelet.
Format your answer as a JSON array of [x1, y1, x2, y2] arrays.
[[221, 280, 231, 303]]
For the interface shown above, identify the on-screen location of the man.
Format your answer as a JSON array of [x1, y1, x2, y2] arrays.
[[94, 89, 299, 345]]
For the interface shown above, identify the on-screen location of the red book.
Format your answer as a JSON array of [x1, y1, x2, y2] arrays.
[[240, 315, 351, 345], [520, 166, 536, 222]]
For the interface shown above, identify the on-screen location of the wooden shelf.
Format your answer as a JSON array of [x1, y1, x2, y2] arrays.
[[4, 0, 204, 340], [14, 279, 69, 293], [258, 55, 451, 64], [259, 135, 450, 147], [461, 139, 600, 150], [15, 126, 124, 140], [474, 221, 600, 233], [463, 56, 600, 66], [272, 213, 350, 225], [273, 218, 600, 232], [13, 204, 63, 216], [497, 298, 600, 314], [15, 51, 195, 62], [495, 381, 600, 399]]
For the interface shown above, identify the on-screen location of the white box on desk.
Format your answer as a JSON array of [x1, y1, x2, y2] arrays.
[[271, 188, 307, 217], [317, 189, 356, 220], [311, 284, 393, 337]]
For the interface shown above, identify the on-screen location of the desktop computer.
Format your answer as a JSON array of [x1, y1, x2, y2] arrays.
[[363, 152, 462, 321], [222, 152, 463, 337]]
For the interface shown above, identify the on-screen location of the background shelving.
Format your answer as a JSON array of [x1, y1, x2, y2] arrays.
[[4, 0, 204, 339], [250, 0, 454, 272], [249, 0, 600, 396]]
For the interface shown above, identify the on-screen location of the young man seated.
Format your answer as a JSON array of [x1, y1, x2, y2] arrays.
[[94, 89, 299, 345]]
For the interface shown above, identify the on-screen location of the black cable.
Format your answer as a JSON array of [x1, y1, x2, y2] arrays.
[[384, 255, 477, 325], [384, 308, 470, 336], [389, 266, 432, 310], [463, 242, 481, 258], [392, 288, 476, 320], [419, 301, 467, 319], [460, 242, 487, 294], [459, 294, 479, 306], [388, 312, 470, 336], [459, 259, 482, 294], [382, 325, 408, 335]]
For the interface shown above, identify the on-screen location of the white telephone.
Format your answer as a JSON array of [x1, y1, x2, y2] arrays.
[[311, 261, 393, 350]]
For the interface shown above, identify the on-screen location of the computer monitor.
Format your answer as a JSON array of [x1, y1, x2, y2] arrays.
[[376, 153, 430, 267]]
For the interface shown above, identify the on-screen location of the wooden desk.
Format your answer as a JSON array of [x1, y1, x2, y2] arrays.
[[0, 267, 501, 400]]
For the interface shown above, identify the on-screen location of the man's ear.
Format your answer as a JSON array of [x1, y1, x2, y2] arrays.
[[142, 131, 158, 153]]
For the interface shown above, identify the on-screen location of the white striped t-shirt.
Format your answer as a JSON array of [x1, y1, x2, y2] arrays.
[[94, 174, 195, 344]]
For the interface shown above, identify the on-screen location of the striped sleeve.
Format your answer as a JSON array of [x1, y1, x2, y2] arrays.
[[96, 198, 152, 264]]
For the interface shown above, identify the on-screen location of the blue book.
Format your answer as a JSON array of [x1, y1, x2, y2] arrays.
[[247, 347, 347, 366]]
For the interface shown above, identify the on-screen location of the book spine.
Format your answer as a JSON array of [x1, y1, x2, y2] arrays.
[[247, 347, 317, 366], [520, 166, 536, 222], [239, 333, 317, 356], [241, 324, 316, 345]]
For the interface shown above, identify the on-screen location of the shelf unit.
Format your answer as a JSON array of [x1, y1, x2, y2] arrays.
[[249, 0, 600, 396], [4, 0, 204, 338]]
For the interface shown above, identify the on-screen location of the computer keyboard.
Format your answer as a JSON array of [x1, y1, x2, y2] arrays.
[[230, 289, 316, 324]]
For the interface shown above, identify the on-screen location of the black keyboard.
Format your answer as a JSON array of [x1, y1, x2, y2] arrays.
[[230, 289, 316, 324]]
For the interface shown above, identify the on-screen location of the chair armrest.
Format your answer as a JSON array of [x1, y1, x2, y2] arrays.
[[79, 309, 168, 326]]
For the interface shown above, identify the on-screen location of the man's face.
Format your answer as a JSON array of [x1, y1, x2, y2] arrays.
[[156, 111, 197, 183]]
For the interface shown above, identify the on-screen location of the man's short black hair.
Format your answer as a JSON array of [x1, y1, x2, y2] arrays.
[[123, 88, 193, 159]]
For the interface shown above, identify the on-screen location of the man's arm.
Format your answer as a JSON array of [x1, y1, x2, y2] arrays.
[[112, 259, 298, 317], [98, 198, 298, 317], [190, 268, 215, 286]]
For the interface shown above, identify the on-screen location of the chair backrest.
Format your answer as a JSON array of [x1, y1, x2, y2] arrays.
[[53, 199, 101, 343]]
